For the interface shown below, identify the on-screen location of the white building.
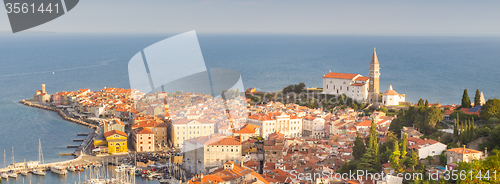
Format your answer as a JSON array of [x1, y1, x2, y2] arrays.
[[172, 118, 215, 148], [247, 112, 302, 139], [382, 85, 405, 106], [302, 115, 327, 138], [322, 72, 370, 101], [183, 135, 242, 174], [408, 138, 447, 159], [131, 127, 155, 152]]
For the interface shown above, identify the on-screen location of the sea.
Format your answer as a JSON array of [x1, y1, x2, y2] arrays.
[[0, 33, 500, 183]]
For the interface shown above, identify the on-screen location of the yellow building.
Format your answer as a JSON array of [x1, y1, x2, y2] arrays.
[[104, 130, 128, 154]]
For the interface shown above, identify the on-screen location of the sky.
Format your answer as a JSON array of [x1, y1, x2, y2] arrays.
[[0, 0, 500, 35]]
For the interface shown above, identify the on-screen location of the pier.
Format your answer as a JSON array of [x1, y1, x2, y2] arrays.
[[19, 99, 100, 158], [20, 99, 99, 129]]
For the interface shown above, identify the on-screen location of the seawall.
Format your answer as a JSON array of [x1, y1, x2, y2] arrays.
[[19, 99, 99, 158]]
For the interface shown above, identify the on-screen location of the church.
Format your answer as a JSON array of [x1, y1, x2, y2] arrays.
[[322, 49, 404, 105]]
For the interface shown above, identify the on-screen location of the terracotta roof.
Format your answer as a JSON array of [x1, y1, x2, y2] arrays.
[[447, 147, 482, 154], [208, 137, 241, 146], [133, 127, 154, 135], [408, 138, 441, 150], [355, 76, 370, 81], [323, 72, 360, 79], [356, 120, 372, 127], [234, 124, 259, 134], [103, 130, 127, 138]]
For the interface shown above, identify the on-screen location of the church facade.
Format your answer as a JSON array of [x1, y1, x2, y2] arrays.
[[322, 49, 380, 103]]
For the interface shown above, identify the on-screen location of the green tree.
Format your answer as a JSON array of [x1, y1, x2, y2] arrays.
[[402, 133, 408, 159], [408, 150, 419, 170], [480, 98, 500, 120], [353, 132, 366, 159], [474, 89, 481, 106], [425, 99, 429, 107], [417, 99, 425, 107], [358, 148, 379, 173], [459, 122, 464, 145], [456, 149, 500, 184], [359, 119, 381, 173], [461, 89, 471, 108], [389, 140, 402, 173], [453, 118, 459, 140]]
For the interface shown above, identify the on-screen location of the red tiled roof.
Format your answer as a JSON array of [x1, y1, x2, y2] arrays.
[[323, 72, 359, 79], [355, 76, 370, 81], [103, 130, 127, 138], [208, 137, 241, 146]]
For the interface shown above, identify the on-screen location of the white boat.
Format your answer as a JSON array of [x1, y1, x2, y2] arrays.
[[1, 173, 8, 179], [8, 171, 17, 178], [20, 171, 28, 176], [51, 166, 68, 175], [68, 166, 76, 172], [33, 169, 46, 176], [34, 139, 46, 176]]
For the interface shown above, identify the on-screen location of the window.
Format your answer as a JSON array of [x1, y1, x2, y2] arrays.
[[333, 85, 335, 89], [347, 87, 349, 91], [148, 137, 151, 139], [340, 86, 342, 90]]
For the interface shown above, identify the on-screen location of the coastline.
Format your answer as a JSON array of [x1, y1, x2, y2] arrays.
[[19, 99, 99, 158]]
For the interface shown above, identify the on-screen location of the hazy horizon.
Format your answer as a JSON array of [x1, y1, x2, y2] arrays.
[[0, 0, 499, 36]]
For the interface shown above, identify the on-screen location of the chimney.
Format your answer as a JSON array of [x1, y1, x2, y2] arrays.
[[438, 136, 441, 142], [485, 147, 488, 157], [463, 145, 466, 153], [424, 138, 427, 144]]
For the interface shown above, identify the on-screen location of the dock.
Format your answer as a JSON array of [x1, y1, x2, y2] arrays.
[[73, 139, 84, 142], [77, 133, 89, 136]]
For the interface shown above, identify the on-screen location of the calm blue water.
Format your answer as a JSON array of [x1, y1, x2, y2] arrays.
[[1, 33, 500, 183]]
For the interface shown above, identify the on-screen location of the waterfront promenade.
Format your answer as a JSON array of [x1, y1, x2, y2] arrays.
[[0, 100, 105, 172]]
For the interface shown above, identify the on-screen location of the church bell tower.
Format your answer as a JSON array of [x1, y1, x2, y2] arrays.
[[369, 48, 380, 104]]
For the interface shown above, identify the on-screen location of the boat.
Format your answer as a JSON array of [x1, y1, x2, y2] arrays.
[[69, 166, 76, 172], [8, 148, 18, 178], [20, 170, 28, 176], [35, 139, 47, 176], [33, 169, 46, 176], [1, 172, 8, 179], [8, 170, 17, 178], [51, 166, 68, 175]]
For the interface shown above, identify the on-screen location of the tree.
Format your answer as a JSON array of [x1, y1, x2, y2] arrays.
[[417, 99, 424, 107], [402, 133, 408, 159], [453, 118, 459, 140], [359, 119, 381, 173], [461, 89, 471, 108], [425, 99, 429, 107], [353, 132, 366, 159], [464, 120, 469, 143], [389, 140, 402, 173], [480, 98, 500, 120], [456, 149, 500, 184], [408, 150, 419, 170], [474, 89, 481, 106]]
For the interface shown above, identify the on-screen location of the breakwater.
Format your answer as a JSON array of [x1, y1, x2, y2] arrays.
[[19, 99, 99, 158]]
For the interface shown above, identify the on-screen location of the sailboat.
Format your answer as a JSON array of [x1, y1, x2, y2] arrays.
[[33, 139, 46, 176], [8, 147, 18, 178], [21, 159, 28, 176], [1, 150, 8, 178]]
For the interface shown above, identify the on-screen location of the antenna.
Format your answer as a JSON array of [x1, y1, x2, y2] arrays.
[[374, 47, 376, 52]]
